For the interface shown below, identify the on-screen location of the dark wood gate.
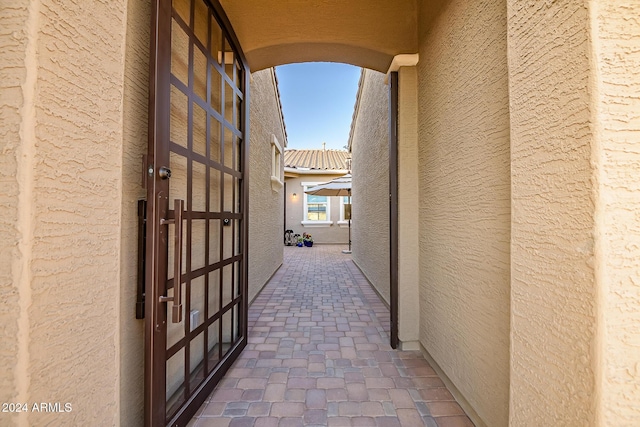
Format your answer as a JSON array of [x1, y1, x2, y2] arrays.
[[145, 0, 249, 425]]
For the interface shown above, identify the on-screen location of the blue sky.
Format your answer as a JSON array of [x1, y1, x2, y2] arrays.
[[275, 63, 361, 151]]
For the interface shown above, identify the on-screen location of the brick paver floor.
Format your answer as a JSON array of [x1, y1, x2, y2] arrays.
[[189, 245, 474, 427]]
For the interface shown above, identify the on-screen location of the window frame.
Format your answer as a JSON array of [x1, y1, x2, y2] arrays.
[[270, 134, 283, 190], [338, 195, 351, 227], [301, 181, 332, 227]]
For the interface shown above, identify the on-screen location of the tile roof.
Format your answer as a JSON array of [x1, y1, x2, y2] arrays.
[[284, 149, 350, 170]]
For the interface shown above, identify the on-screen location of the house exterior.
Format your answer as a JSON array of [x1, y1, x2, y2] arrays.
[[2, 1, 639, 426], [348, 69, 391, 304], [350, 65, 510, 425], [284, 148, 351, 245], [247, 69, 286, 302]]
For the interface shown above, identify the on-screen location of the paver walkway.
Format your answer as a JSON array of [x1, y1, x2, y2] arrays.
[[189, 245, 474, 427]]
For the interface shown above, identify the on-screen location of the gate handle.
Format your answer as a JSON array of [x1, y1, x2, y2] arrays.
[[159, 199, 184, 323]]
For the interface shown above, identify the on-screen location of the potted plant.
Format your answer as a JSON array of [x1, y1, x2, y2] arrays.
[[296, 235, 304, 247], [303, 233, 314, 247]]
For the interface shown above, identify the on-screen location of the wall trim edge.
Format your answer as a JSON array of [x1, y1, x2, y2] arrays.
[[249, 262, 283, 306], [385, 53, 419, 83], [419, 343, 489, 427]]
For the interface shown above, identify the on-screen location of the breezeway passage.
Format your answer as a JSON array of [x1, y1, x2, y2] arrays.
[[188, 245, 474, 427]]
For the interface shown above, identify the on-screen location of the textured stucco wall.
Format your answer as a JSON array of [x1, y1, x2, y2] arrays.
[[508, 1, 596, 425], [397, 66, 421, 346], [220, 0, 417, 72], [1, 1, 636, 425], [119, 0, 150, 425], [0, 0, 29, 413], [248, 69, 286, 302], [350, 70, 390, 304], [417, 0, 511, 425], [593, 2, 640, 425], [0, 0, 127, 425], [284, 174, 350, 244]]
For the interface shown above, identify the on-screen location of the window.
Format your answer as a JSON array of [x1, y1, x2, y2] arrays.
[[301, 182, 332, 227], [270, 134, 283, 190], [307, 194, 328, 220], [338, 195, 352, 227]]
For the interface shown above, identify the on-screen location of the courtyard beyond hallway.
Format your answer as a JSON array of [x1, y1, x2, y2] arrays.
[[189, 245, 474, 427]]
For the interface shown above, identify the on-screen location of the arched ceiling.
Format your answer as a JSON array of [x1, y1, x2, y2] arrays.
[[219, 0, 418, 72]]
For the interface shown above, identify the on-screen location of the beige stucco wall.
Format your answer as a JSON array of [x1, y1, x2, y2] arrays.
[[1, 1, 638, 425], [248, 68, 286, 302], [417, 0, 511, 425], [0, 0, 127, 425], [0, 0, 29, 413], [219, 0, 418, 72], [592, 2, 640, 425], [284, 174, 350, 244], [397, 66, 421, 348], [508, 1, 597, 425], [119, 0, 150, 425], [350, 70, 390, 304]]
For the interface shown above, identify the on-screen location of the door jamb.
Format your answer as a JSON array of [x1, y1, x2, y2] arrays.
[[388, 71, 399, 350], [145, 0, 171, 425]]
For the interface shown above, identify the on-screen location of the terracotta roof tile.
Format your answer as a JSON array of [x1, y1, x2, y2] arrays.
[[284, 149, 350, 170]]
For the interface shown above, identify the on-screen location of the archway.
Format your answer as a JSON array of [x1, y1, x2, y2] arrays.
[[219, 0, 419, 72]]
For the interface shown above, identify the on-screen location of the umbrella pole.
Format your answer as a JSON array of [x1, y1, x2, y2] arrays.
[[348, 192, 351, 252], [343, 191, 352, 254]]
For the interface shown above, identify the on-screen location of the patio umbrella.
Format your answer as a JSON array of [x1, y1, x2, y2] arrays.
[[305, 174, 353, 254]]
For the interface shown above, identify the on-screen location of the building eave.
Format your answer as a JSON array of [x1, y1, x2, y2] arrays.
[[284, 167, 349, 176]]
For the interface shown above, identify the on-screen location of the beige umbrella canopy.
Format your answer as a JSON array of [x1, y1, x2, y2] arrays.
[[305, 174, 352, 253], [305, 174, 352, 197]]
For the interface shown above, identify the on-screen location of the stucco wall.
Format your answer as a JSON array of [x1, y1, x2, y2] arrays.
[[397, 66, 421, 346], [350, 70, 390, 304], [593, 2, 640, 424], [119, 0, 150, 425], [284, 174, 350, 244], [0, 0, 29, 413], [417, 0, 511, 426], [0, 0, 127, 425], [507, 1, 597, 425], [2, 1, 637, 425], [220, 0, 418, 72], [248, 69, 286, 302]]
